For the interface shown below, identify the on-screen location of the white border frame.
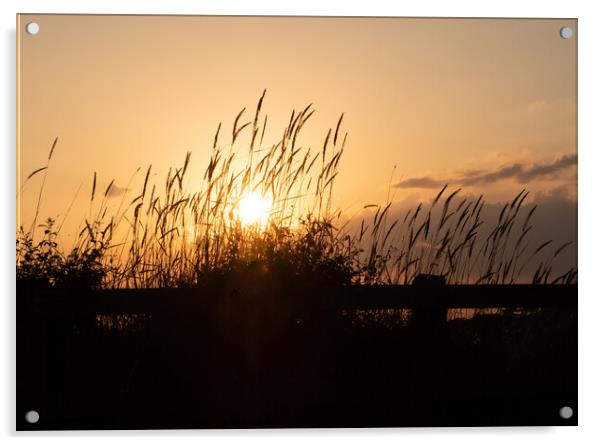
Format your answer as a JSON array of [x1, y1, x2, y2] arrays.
[[3, 1, 601, 443]]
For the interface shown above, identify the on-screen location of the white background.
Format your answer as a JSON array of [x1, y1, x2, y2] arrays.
[[1, 0, 600, 443]]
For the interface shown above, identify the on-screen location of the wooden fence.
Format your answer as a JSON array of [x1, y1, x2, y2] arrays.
[[18, 284, 577, 318]]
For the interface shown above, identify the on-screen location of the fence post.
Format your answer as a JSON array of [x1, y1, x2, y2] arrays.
[[408, 275, 449, 378]]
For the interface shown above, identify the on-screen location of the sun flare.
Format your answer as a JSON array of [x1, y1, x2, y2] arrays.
[[237, 191, 272, 227]]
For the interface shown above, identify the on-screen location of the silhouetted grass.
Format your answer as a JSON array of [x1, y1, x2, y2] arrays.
[[16, 92, 577, 290]]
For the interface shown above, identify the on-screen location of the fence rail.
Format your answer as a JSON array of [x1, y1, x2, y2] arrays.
[[18, 284, 577, 318]]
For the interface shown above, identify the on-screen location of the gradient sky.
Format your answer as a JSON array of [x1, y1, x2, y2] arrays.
[[17, 15, 577, 256]]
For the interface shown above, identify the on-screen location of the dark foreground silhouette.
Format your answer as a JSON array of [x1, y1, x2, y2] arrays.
[[17, 281, 577, 430]]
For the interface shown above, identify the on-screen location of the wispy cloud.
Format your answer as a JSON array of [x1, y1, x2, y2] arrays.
[[392, 177, 443, 189], [105, 183, 129, 198], [394, 154, 577, 189]]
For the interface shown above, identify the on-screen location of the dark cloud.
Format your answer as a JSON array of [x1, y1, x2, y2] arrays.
[[394, 154, 577, 189], [517, 154, 577, 182], [462, 163, 523, 186]]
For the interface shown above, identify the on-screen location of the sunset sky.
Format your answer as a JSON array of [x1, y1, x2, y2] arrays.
[[17, 15, 577, 264]]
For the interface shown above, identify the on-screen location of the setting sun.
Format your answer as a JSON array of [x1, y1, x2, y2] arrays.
[[238, 191, 272, 227]]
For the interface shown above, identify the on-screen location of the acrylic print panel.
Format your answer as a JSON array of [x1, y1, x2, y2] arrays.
[[16, 15, 577, 430]]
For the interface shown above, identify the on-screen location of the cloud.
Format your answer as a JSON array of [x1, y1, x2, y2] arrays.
[[517, 154, 577, 182], [394, 154, 577, 189], [392, 177, 443, 189], [104, 183, 129, 198], [462, 163, 523, 186]]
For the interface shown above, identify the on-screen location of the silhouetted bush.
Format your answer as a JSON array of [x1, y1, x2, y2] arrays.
[[17, 218, 109, 291]]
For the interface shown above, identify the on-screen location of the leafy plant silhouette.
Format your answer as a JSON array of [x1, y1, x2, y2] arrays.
[[17, 218, 110, 290]]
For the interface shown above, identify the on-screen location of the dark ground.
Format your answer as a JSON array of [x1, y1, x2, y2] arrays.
[[16, 284, 577, 430]]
